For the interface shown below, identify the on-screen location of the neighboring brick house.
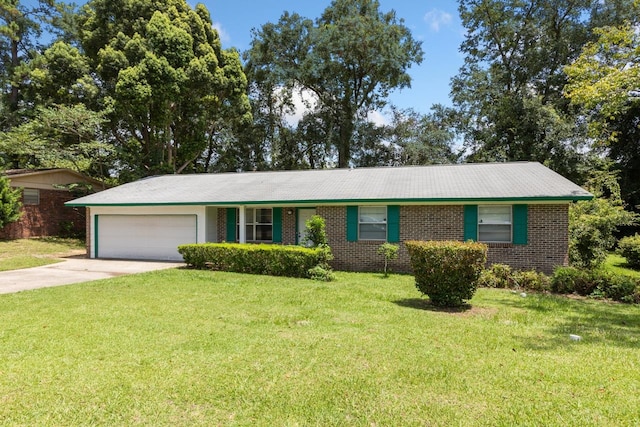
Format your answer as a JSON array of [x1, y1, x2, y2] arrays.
[[1, 169, 106, 239], [67, 162, 592, 273]]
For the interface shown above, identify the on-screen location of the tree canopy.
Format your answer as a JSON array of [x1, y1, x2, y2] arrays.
[[245, 0, 423, 168], [1, 0, 251, 181], [451, 0, 636, 180]]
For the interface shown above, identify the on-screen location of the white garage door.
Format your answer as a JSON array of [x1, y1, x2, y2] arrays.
[[97, 215, 197, 261]]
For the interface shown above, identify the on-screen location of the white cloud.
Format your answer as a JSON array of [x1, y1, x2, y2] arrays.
[[212, 21, 230, 44], [284, 88, 318, 126], [367, 110, 389, 127], [278, 88, 389, 128], [424, 9, 452, 32]]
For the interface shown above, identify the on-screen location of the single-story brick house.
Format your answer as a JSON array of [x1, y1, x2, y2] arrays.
[[66, 162, 592, 273], [1, 169, 107, 239]]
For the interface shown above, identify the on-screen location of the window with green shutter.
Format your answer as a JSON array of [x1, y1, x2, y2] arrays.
[[478, 205, 512, 243], [346, 206, 399, 242], [470, 204, 528, 245]]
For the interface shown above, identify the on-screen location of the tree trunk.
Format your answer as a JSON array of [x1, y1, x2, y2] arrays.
[[9, 39, 19, 112], [337, 107, 354, 168]]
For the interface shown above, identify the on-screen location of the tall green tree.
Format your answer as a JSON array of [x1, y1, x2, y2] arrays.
[[245, 0, 423, 168], [0, 0, 68, 130], [0, 104, 113, 179], [565, 20, 640, 209], [565, 22, 640, 142], [452, 0, 635, 179], [72, 0, 251, 179], [387, 105, 459, 166]]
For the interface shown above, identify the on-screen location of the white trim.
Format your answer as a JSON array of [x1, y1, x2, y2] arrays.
[[237, 207, 274, 243]]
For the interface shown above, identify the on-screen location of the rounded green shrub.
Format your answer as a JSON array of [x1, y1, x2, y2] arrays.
[[551, 266, 592, 295], [591, 270, 639, 302], [512, 270, 551, 292], [618, 234, 640, 269], [405, 240, 487, 307], [478, 264, 513, 288], [479, 264, 550, 292]]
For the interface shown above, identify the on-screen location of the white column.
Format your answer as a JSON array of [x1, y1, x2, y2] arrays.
[[238, 206, 246, 243]]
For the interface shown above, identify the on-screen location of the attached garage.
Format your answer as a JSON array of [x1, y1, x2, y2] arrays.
[[96, 215, 197, 261]]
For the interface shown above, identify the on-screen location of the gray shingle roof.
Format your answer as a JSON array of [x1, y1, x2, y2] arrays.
[[66, 162, 592, 206]]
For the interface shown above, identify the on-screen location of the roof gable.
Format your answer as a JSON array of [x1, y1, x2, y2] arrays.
[[4, 168, 107, 191], [67, 162, 593, 207]]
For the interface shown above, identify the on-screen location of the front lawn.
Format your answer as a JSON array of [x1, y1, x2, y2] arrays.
[[1, 270, 638, 425], [0, 238, 85, 271], [604, 253, 640, 279]]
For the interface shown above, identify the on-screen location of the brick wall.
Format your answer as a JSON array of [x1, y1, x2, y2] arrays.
[[0, 189, 86, 239], [484, 204, 569, 273], [320, 204, 568, 274], [215, 204, 569, 274]]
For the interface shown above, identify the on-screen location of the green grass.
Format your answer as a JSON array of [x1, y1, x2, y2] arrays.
[[0, 238, 85, 271], [1, 270, 639, 426], [603, 253, 640, 279]]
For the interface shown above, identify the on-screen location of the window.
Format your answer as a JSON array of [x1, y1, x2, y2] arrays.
[[359, 206, 386, 240], [478, 205, 511, 243], [237, 208, 273, 242], [23, 188, 40, 205]]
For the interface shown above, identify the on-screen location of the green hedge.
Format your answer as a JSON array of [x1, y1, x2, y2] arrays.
[[177, 243, 332, 279], [552, 266, 639, 303], [405, 240, 487, 307], [478, 264, 551, 292], [618, 234, 640, 269]]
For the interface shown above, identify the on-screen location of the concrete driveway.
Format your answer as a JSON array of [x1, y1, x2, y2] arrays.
[[0, 257, 183, 294]]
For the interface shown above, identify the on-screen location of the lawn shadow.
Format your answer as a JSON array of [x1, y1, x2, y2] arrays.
[[485, 292, 640, 350], [393, 298, 473, 313]]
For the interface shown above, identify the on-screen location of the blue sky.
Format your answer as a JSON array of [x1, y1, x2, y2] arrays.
[[202, 0, 466, 115]]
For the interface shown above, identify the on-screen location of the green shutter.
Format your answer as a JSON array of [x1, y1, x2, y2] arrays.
[[346, 206, 358, 242], [272, 207, 282, 243], [226, 208, 236, 242], [387, 205, 400, 243], [463, 205, 478, 241], [512, 204, 528, 245]]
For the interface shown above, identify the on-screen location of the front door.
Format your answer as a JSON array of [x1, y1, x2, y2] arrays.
[[297, 208, 316, 245]]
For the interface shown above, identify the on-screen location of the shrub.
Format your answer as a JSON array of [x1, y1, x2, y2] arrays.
[[568, 171, 637, 268], [512, 270, 551, 292], [591, 270, 639, 302], [551, 266, 594, 295], [0, 176, 22, 228], [405, 240, 487, 307], [302, 215, 328, 247], [478, 264, 513, 288], [618, 234, 640, 269], [551, 267, 639, 303], [478, 264, 550, 292], [307, 265, 336, 282], [377, 242, 399, 277], [178, 243, 334, 280]]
